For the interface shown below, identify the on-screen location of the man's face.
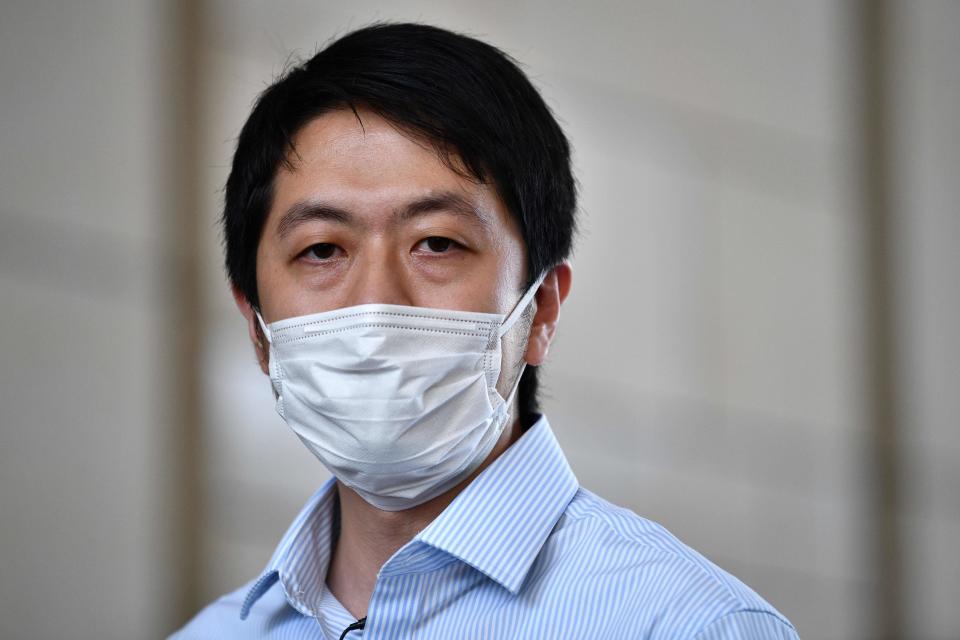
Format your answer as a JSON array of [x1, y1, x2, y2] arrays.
[[250, 106, 532, 398]]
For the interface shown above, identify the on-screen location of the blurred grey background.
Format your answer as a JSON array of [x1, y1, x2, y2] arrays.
[[1, 1, 957, 639]]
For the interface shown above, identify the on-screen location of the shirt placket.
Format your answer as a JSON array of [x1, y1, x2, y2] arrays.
[[363, 541, 443, 640], [362, 572, 424, 639]]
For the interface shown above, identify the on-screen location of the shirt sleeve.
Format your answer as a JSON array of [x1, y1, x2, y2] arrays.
[[693, 609, 800, 640]]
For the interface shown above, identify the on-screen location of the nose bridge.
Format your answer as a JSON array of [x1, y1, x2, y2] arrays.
[[349, 236, 413, 306]]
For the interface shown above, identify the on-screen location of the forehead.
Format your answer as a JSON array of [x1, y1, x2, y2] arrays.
[[268, 107, 514, 232]]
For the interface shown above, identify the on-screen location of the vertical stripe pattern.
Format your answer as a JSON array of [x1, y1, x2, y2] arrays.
[[172, 415, 799, 639]]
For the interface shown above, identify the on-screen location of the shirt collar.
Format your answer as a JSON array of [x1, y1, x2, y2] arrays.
[[240, 477, 339, 620], [241, 413, 578, 619], [415, 414, 579, 593]]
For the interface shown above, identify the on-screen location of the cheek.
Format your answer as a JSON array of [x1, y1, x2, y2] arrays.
[[495, 309, 534, 394], [490, 234, 529, 303]]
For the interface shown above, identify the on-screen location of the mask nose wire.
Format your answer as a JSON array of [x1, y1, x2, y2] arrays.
[[497, 271, 548, 339], [256, 271, 546, 344]]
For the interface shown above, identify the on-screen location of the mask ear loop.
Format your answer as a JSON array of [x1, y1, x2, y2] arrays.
[[254, 309, 284, 406], [254, 309, 273, 344], [496, 270, 548, 424], [497, 270, 548, 339]]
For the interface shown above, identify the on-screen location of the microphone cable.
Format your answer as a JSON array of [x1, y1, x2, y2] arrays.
[[338, 616, 366, 640]]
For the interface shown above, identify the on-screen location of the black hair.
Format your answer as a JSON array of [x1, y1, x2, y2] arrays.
[[223, 22, 577, 421]]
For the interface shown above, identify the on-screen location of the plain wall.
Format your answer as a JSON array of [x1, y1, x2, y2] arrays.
[[0, 0, 178, 638]]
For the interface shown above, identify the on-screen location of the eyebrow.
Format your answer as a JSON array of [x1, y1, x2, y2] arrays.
[[275, 190, 492, 240], [396, 191, 492, 232], [276, 201, 352, 240]]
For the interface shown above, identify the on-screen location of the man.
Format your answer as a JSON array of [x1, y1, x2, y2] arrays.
[[174, 22, 799, 639]]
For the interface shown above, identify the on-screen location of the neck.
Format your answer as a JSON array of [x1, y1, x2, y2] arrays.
[[325, 414, 524, 619]]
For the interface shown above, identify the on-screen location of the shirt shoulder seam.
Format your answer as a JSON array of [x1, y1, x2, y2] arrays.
[[693, 607, 797, 638]]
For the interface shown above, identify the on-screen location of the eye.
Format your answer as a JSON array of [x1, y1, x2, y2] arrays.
[[415, 236, 461, 254], [302, 243, 341, 261]]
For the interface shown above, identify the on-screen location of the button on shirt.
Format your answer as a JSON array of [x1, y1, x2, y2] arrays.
[[172, 415, 799, 639]]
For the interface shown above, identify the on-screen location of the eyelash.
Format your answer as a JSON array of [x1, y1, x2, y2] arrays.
[[298, 236, 464, 263], [300, 243, 342, 262], [414, 236, 465, 254]]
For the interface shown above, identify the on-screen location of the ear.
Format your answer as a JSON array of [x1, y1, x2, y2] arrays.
[[232, 284, 270, 375], [524, 261, 572, 366]]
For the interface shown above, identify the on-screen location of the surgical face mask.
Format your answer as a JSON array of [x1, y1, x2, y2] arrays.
[[255, 273, 545, 511]]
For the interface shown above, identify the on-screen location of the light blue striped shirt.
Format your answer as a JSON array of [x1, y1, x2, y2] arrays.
[[173, 414, 798, 639]]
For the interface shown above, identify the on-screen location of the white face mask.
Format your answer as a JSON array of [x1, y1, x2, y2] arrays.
[[255, 273, 545, 511]]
